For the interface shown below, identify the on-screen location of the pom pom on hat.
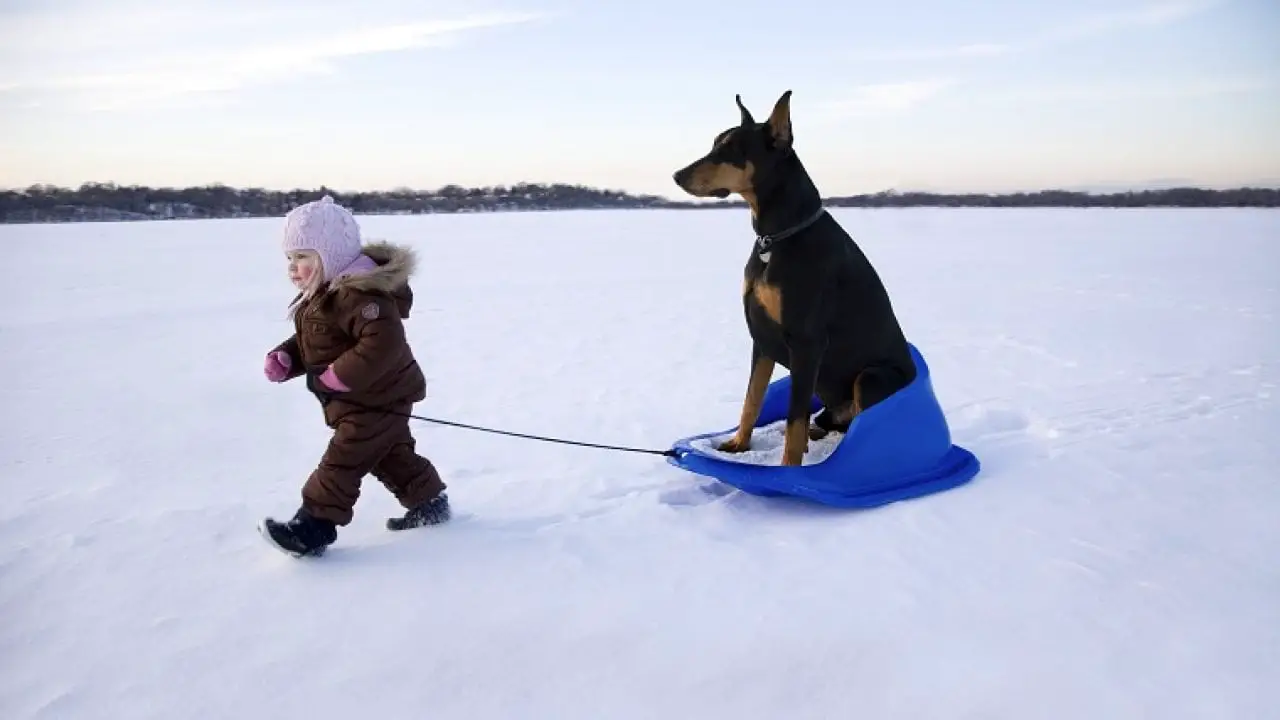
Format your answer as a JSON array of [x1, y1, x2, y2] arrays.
[[281, 195, 363, 281]]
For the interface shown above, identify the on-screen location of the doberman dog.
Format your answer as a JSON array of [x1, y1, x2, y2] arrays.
[[672, 90, 917, 466]]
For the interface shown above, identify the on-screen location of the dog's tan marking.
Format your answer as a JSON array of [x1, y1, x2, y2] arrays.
[[739, 188, 760, 218], [810, 373, 868, 440], [752, 280, 782, 324], [717, 355, 776, 453], [686, 158, 755, 198], [782, 417, 808, 466], [828, 373, 866, 426]]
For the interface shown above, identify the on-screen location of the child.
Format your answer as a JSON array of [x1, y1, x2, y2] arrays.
[[258, 195, 450, 557]]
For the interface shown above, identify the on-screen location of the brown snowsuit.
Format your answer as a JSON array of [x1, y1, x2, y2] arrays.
[[272, 241, 445, 525]]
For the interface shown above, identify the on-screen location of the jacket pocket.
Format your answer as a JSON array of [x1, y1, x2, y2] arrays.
[[301, 320, 348, 363]]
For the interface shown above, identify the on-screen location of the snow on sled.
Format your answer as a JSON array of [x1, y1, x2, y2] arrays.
[[667, 343, 980, 508]]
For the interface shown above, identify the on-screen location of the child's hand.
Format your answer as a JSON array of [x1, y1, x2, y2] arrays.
[[305, 365, 350, 405], [317, 365, 350, 392], [264, 350, 292, 382]]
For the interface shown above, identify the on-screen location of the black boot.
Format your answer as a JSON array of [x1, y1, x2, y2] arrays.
[[387, 493, 451, 531], [259, 507, 338, 557]]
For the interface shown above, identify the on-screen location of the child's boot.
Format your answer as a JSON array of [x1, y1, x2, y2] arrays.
[[387, 493, 451, 531], [260, 507, 338, 557]]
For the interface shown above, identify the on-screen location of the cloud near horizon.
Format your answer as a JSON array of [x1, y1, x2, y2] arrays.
[[0, 9, 542, 110], [816, 79, 955, 119]]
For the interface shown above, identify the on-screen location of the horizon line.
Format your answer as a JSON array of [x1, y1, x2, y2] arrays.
[[6, 179, 1280, 200]]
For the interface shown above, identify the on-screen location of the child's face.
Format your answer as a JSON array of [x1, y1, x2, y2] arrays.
[[287, 251, 321, 290]]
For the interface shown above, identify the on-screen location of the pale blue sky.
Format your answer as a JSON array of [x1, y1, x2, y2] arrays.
[[1, 0, 1276, 197]]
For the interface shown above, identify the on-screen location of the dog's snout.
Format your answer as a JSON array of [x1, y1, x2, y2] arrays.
[[673, 164, 700, 189]]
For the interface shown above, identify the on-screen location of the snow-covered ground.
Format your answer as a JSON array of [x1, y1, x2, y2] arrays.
[[2, 207, 1277, 719]]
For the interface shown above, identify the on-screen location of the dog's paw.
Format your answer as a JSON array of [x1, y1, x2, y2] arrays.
[[716, 436, 751, 453], [808, 424, 830, 441]]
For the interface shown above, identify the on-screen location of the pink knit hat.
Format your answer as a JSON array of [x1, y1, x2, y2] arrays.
[[281, 195, 365, 281]]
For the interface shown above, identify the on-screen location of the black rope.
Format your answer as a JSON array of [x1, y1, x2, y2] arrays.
[[334, 395, 680, 458]]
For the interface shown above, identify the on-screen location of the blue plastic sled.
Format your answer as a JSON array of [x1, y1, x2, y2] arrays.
[[667, 343, 980, 508]]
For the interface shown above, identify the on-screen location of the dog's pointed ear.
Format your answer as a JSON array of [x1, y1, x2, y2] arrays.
[[767, 90, 792, 148], [735, 94, 755, 126]]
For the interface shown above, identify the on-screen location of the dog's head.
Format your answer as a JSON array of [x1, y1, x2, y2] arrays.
[[672, 90, 794, 200]]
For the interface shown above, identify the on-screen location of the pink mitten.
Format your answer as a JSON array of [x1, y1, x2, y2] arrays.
[[264, 350, 292, 382], [317, 365, 350, 392]]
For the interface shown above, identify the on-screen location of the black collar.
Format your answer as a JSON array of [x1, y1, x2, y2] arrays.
[[754, 206, 827, 257]]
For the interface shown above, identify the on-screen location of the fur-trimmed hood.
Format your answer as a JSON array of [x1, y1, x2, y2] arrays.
[[329, 240, 417, 294]]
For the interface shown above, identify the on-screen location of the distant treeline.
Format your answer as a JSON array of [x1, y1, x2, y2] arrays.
[[2, 182, 1275, 223], [828, 186, 1279, 208]]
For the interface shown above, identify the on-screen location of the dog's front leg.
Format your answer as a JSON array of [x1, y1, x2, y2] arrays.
[[718, 343, 775, 453], [782, 338, 824, 466]]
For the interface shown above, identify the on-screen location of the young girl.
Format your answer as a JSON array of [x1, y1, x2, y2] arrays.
[[258, 195, 450, 557]]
